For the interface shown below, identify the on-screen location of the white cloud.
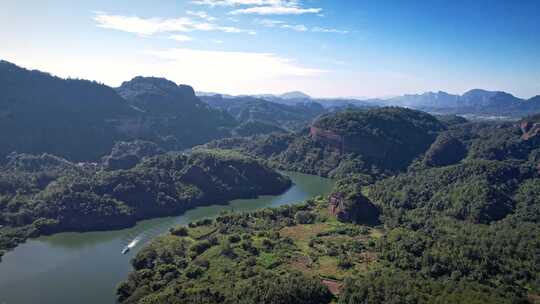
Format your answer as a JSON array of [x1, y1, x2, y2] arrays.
[[230, 6, 321, 15], [94, 13, 191, 35], [255, 19, 348, 34], [281, 24, 308, 31], [145, 48, 325, 79], [93, 12, 255, 36], [312, 27, 349, 34], [193, 0, 321, 15], [192, 0, 300, 7], [169, 34, 193, 42], [255, 18, 285, 27], [212, 39, 224, 43], [186, 10, 216, 21]]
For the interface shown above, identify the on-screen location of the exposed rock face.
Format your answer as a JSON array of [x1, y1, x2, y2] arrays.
[[520, 121, 540, 140], [309, 126, 384, 157], [328, 192, 379, 225], [310, 126, 344, 152]]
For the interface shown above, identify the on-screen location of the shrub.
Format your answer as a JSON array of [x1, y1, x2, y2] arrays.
[[295, 211, 317, 224], [169, 226, 188, 236]]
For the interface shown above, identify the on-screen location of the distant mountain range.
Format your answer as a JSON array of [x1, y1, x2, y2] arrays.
[[198, 89, 540, 117], [382, 89, 540, 116], [199, 94, 325, 131], [196, 91, 378, 109], [197, 91, 312, 101]]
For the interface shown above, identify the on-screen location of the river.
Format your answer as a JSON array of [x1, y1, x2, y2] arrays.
[[0, 172, 333, 304]]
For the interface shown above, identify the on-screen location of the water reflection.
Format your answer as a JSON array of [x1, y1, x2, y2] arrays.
[[0, 172, 333, 304]]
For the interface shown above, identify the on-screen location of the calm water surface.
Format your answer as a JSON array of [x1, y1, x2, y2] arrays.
[[0, 172, 333, 304]]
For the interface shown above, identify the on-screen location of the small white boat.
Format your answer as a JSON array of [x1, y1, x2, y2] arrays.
[[122, 237, 140, 254]]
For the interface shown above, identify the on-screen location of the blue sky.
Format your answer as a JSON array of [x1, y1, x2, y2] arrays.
[[1, 0, 539, 98]]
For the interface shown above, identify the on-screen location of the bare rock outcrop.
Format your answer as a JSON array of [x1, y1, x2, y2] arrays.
[[520, 120, 540, 140], [328, 192, 379, 225]]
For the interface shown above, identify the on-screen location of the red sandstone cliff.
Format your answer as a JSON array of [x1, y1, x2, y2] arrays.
[[310, 126, 344, 152], [520, 121, 540, 140]]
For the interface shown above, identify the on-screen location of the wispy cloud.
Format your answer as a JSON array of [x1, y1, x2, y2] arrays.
[[186, 10, 216, 21], [169, 34, 193, 42], [193, 0, 321, 15], [281, 24, 308, 31], [229, 6, 321, 15], [146, 48, 325, 78], [255, 19, 285, 27], [93, 12, 255, 36], [192, 0, 300, 7], [311, 27, 349, 34], [256, 19, 348, 34]]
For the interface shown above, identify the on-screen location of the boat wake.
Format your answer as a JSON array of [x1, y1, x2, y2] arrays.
[[122, 236, 141, 254]]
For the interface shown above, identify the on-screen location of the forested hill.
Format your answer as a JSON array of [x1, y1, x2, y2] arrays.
[[0, 61, 237, 162], [311, 108, 445, 169], [0, 149, 291, 261], [0, 60, 137, 160], [204, 107, 447, 178]]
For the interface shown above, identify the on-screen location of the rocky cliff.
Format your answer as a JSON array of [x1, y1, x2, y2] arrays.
[[520, 120, 540, 140], [327, 192, 379, 225], [310, 108, 445, 170]]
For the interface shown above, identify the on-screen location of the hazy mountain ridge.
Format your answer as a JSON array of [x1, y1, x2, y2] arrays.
[[200, 94, 325, 130], [1, 58, 538, 164], [384, 89, 540, 116], [199, 89, 540, 117], [0, 61, 237, 161]]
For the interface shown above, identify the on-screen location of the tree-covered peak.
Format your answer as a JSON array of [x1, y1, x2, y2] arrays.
[[313, 107, 445, 137]]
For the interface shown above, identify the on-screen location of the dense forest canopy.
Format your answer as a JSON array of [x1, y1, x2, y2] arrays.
[[0, 150, 291, 261], [121, 106, 540, 303]]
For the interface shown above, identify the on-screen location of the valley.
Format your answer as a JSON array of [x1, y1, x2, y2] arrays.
[[0, 172, 333, 304], [0, 59, 538, 304]]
